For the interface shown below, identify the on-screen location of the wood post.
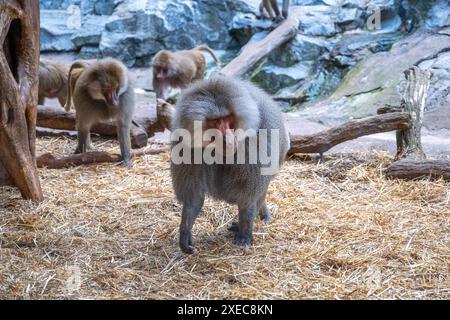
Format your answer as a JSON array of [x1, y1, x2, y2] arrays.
[[395, 66, 432, 160], [384, 67, 450, 180]]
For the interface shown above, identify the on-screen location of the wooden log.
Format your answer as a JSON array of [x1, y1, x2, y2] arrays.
[[36, 127, 84, 139], [221, 10, 300, 77], [36, 99, 174, 147], [386, 159, 450, 180], [289, 112, 411, 155], [0, 1, 43, 201], [36, 105, 148, 148], [37, 147, 169, 169]]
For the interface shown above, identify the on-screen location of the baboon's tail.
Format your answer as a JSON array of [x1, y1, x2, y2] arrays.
[[196, 44, 221, 66], [64, 61, 89, 112]]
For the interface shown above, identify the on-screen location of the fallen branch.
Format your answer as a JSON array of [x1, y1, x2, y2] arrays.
[[37, 147, 169, 169], [289, 112, 411, 155], [377, 105, 403, 114], [221, 11, 300, 77], [36, 127, 86, 139], [37, 105, 149, 148], [386, 159, 450, 180]]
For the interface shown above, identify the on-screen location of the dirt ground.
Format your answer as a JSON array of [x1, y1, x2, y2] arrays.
[[0, 136, 448, 299]]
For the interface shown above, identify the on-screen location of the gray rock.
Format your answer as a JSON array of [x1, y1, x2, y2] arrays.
[[269, 34, 330, 67], [295, 28, 450, 124], [274, 64, 344, 105], [40, 0, 80, 9], [298, 5, 338, 37], [336, 7, 365, 31], [95, 0, 256, 66], [94, 0, 123, 15], [100, 32, 163, 67], [78, 46, 101, 59], [40, 9, 78, 52], [330, 32, 403, 64], [419, 51, 450, 117], [426, 0, 450, 28], [252, 61, 314, 94], [333, 54, 356, 67], [229, 13, 272, 47], [71, 15, 109, 49]]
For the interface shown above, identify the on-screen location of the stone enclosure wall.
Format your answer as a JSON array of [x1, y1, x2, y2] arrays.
[[40, 0, 450, 118]]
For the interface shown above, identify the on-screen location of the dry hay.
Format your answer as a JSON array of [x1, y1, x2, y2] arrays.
[[0, 136, 448, 299]]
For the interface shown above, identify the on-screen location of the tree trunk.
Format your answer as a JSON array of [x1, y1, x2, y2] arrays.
[[0, 1, 43, 201]]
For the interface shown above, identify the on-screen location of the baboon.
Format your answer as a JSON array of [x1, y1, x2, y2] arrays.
[[170, 75, 289, 253], [38, 60, 70, 107], [66, 58, 135, 166], [152, 45, 221, 100]]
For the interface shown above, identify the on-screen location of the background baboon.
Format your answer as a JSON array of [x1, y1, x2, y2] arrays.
[[38, 60, 70, 107], [152, 45, 221, 100]]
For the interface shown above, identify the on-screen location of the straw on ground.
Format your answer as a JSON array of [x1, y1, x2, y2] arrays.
[[0, 136, 448, 299]]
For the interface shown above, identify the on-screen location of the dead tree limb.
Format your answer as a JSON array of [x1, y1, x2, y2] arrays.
[[36, 127, 84, 139], [221, 12, 300, 77], [377, 105, 403, 114], [0, 1, 43, 201], [288, 112, 411, 155], [36, 105, 149, 148], [37, 147, 169, 169], [386, 160, 450, 180], [383, 67, 449, 180], [36, 98, 174, 145], [395, 66, 432, 160]]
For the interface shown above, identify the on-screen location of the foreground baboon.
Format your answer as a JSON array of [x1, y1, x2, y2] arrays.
[[152, 45, 221, 100], [66, 58, 135, 166], [38, 60, 70, 107], [170, 75, 289, 254]]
